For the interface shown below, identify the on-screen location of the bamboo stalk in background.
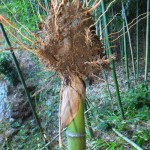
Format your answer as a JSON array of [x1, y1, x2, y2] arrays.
[[0, 22, 51, 150], [102, 70, 114, 110], [101, 0, 125, 120], [122, 2, 136, 85], [144, 0, 150, 83], [85, 102, 94, 139], [95, 8, 99, 35], [136, 0, 139, 79], [94, 5, 113, 110], [120, 34, 124, 60], [123, 20, 130, 89]]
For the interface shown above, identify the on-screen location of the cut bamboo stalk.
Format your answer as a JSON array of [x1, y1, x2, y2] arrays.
[[60, 75, 86, 150], [67, 98, 86, 150]]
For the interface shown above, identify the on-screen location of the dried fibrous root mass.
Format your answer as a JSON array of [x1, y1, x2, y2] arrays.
[[37, 0, 108, 78]]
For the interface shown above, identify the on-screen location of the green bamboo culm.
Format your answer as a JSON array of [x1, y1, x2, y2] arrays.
[[101, 0, 125, 120], [94, 4, 113, 106], [122, 2, 136, 85], [144, 0, 150, 84], [0, 22, 51, 150], [123, 21, 130, 89], [102, 70, 113, 109], [136, 0, 139, 79], [67, 98, 86, 150], [0, 22, 43, 132]]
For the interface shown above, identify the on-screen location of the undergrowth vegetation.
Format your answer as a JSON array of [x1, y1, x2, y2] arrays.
[[0, 52, 19, 85], [1, 81, 149, 149]]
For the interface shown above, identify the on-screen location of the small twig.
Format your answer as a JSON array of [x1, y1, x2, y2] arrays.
[[0, 1, 40, 41], [32, 72, 56, 97], [90, 0, 116, 28], [0, 14, 35, 44], [40, 128, 66, 150], [111, 13, 150, 43], [37, 0, 49, 12], [86, 0, 102, 13], [91, 74, 114, 87], [105, 12, 150, 42], [100, 13, 120, 37], [5, 47, 19, 50], [5, 27, 37, 53], [87, 0, 93, 7]]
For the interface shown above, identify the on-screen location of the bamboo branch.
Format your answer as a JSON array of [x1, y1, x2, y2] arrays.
[[86, 0, 102, 13], [90, 0, 116, 28], [0, 1, 39, 41], [100, 13, 120, 37], [112, 128, 143, 150], [37, 0, 49, 12], [106, 12, 150, 41], [41, 128, 66, 150], [109, 14, 149, 43]]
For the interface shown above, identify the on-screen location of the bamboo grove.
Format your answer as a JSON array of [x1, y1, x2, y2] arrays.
[[0, 0, 150, 149]]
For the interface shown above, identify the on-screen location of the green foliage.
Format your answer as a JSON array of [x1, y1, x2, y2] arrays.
[[10, 120, 45, 150], [0, 52, 20, 85], [0, 0, 40, 30], [8, 72, 61, 149], [0, 121, 9, 133], [97, 121, 111, 131], [122, 84, 150, 112], [85, 83, 150, 149]]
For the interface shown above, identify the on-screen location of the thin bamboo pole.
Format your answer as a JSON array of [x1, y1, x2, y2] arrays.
[[144, 0, 150, 83], [102, 70, 113, 109], [85, 102, 94, 138], [0, 23, 51, 150], [123, 21, 130, 89], [95, 4, 113, 108], [122, 2, 136, 85], [101, 0, 125, 120], [0, 22, 42, 131], [136, 0, 139, 79]]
